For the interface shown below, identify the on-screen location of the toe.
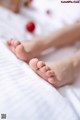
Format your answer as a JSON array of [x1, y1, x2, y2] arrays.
[[6, 39, 21, 55], [13, 41, 21, 47], [10, 39, 20, 47], [48, 77, 54, 84], [10, 39, 14, 45], [7, 39, 21, 47], [29, 58, 39, 70], [37, 61, 45, 68], [40, 66, 50, 73], [46, 70, 53, 77], [6, 39, 13, 45], [48, 76, 60, 88], [6, 39, 16, 54]]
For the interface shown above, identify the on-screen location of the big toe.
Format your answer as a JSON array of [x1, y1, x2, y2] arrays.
[[29, 58, 39, 70], [15, 44, 30, 62]]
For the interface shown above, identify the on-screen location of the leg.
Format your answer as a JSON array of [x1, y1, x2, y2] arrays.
[[46, 23, 80, 48], [0, 0, 3, 5], [10, 0, 20, 13], [29, 51, 80, 88], [6, 23, 80, 62]]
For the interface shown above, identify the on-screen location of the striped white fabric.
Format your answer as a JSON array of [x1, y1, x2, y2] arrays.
[[0, 40, 78, 120]]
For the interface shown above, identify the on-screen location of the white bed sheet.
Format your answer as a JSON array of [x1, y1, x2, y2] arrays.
[[0, 2, 80, 119], [0, 40, 78, 120]]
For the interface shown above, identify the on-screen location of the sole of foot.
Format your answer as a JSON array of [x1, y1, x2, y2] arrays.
[[6, 39, 37, 62]]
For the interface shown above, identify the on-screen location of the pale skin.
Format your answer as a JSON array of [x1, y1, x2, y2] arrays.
[[6, 23, 80, 88]]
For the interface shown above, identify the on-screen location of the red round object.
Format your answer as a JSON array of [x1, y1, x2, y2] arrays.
[[26, 21, 35, 33]]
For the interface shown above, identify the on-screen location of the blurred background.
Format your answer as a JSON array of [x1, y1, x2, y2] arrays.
[[0, 0, 80, 40], [0, 0, 80, 61]]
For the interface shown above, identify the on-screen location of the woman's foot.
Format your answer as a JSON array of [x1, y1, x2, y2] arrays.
[[6, 37, 48, 62], [29, 58, 75, 88]]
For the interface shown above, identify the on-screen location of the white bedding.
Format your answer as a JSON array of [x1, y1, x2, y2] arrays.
[[0, 1, 80, 119], [0, 41, 78, 120]]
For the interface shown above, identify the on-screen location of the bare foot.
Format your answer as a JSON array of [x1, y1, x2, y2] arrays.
[[29, 58, 75, 88], [6, 37, 46, 62]]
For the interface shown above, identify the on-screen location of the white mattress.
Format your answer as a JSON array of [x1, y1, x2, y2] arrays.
[[0, 1, 80, 119]]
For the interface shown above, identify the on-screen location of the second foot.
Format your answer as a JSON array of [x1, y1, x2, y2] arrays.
[[29, 58, 75, 88]]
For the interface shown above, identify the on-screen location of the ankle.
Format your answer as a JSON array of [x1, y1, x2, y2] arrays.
[[35, 36, 52, 51]]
